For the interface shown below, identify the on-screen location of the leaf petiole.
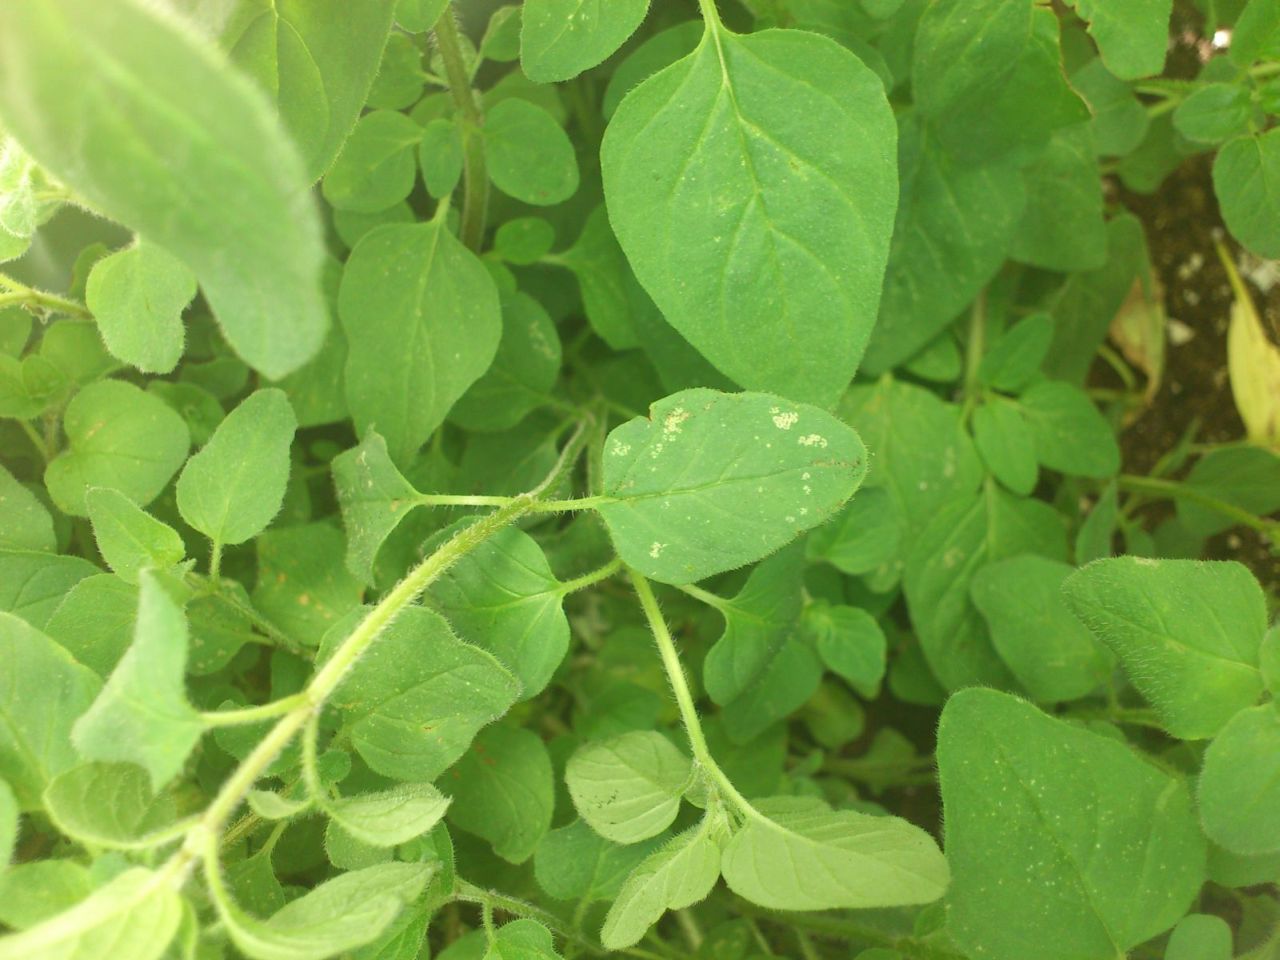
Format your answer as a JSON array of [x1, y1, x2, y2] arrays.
[[199, 693, 311, 728]]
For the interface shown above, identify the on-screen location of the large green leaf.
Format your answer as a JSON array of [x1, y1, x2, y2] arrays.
[[217, 0, 399, 180], [1064, 558, 1266, 739], [72, 571, 204, 789], [0, 613, 101, 810], [601, 24, 897, 405], [0, 0, 328, 378], [0, 868, 182, 960], [566, 731, 691, 844], [521, 0, 650, 82], [597, 390, 866, 583], [338, 221, 502, 465], [938, 689, 1205, 960], [720, 796, 948, 910]]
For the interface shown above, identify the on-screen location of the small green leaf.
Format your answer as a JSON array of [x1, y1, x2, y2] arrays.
[[938, 688, 1206, 960], [482, 100, 578, 206], [332, 432, 423, 583], [176, 389, 297, 547], [557, 205, 642, 350], [1163, 914, 1233, 960], [1214, 130, 1280, 259], [1017, 381, 1120, 478], [1197, 704, 1280, 856], [970, 556, 1112, 703], [396, 0, 449, 34], [803, 487, 900, 578], [0, 868, 182, 960], [567, 731, 691, 844], [0, 0, 328, 379], [721, 796, 948, 910], [1173, 83, 1253, 144], [971, 401, 1038, 496], [0, 861, 94, 931], [339, 221, 502, 465], [84, 241, 195, 375], [1230, 0, 1280, 65], [72, 571, 203, 790], [418, 119, 463, 199], [42, 762, 176, 850], [602, 25, 897, 404], [0, 464, 54, 554], [534, 820, 658, 902], [322, 111, 423, 213], [520, 0, 649, 82], [446, 724, 553, 864], [45, 380, 190, 517], [599, 821, 722, 950], [324, 607, 519, 781], [366, 33, 426, 111], [805, 603, 887, 700], [492, 218, 555, 266], [483, 918, 561, 960], [978, 313, 1053, 393], [214, 862, 433, 960], [427, 525, 569, 699], [1064, 557, 1266, 739], [328, 784, 451, 848], [85, 488, 185, 584], [1009, 124, 1107, 272], [598, 390, 867, 583], [1064, 0, 1172, 79], [0, 612, 101, 809]]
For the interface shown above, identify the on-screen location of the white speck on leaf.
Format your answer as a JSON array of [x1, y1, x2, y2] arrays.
[[798, 434, 827, 448], [649, 542, 665, 559], [772, 411, 799, 430]]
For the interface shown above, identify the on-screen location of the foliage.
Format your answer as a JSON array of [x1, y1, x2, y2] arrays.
[[0, 1, 1277, 959]]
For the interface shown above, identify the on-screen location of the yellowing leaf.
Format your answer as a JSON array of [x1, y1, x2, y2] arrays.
[[1219, 242, 1280, 448]]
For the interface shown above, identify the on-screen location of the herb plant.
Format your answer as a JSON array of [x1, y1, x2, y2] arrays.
[[0, 1, 1277, 959]]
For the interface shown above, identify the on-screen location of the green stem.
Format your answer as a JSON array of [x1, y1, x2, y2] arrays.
[[671, 581, 728, 611], [200, 694, 310, 728], [434, 7, 488, 252], [0, 272, 91, 318], [628, 570, 758, 821], [960, 290, 987, 419], [556, 557, 624, 596], [1116, 474, 1279, 537], [17, 419, 51, 462], [208, 541, 223, 581], [697, 0, 724, 30]]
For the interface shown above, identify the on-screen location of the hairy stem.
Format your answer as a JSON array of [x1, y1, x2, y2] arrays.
[[1117, 474, 1279, 538], [0, 271, 92, 318], [434, 7, 488, 252]]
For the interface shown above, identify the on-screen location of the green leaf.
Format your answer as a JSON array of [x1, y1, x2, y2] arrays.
[[44, 380, 191, 517], [72, 570, 203, 790], [417, 119, 463, 199], [0, 0, 327, 379], [601, 25, 897, 405], [254, 522, 366, 647], [339, 221, 502, 465], [450, 290, 562, 434], [970, 556, 1112, 703], [978, 313, 1053, 393], [327, 784, 451, 848], [42, 762, 177, 850], [214, 862, 433, 960], [0, 612, 101, 809], [721, 796, 948, 910], [0, 464, 54, 553], [863, 121, 1025, 373], [597, 389, 867, 583], [805, 603, 887, 700], [1173, 83, 1253, 145], [85, 488, 185, 584], [599, 821, 722, 950], [938, 688, 1205, 960], [0, 553, 99, 632], [1164, 914, 1233, 960], [1214, 130, 1280, 259], [1177, 446, 1280, 537], [322, 111, 423, 213], [0, 868, 182, 960], [0, 779, 14, 869], [176, 389, 297, 547], [534, 820, 659, 902], [804, 487, 900, 578], [396, 0, 449, 33], [1064, 0, 1172, 79], [367, 32, 427, 111], [1064, 558, 1266, 739], [325, 607, 519, 781], [482, 100, 578, 206], [492, 218, 555, 266], [445, 724, 553, 864], [0, 861, 94, 931], [483, 919, 561, 960], [602, 22, 702, 119], [971, 401, 1038, 496], [567, 731, 691, 844], [1009, 124, 1107, 272], [1197, 704, 1280, 856], [84, 241, 195, 374], [1230, 0, 1280, 65], [427, 525, 569, 699], [1071, 58, 1151, 158], [332, 432, 423, 583], [557, 205, 642, 350], [903, 485, 1067, 690], [520, 0, 650, 82], [219, 0, 397, 179], [1017, 381, 1120, 478]]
